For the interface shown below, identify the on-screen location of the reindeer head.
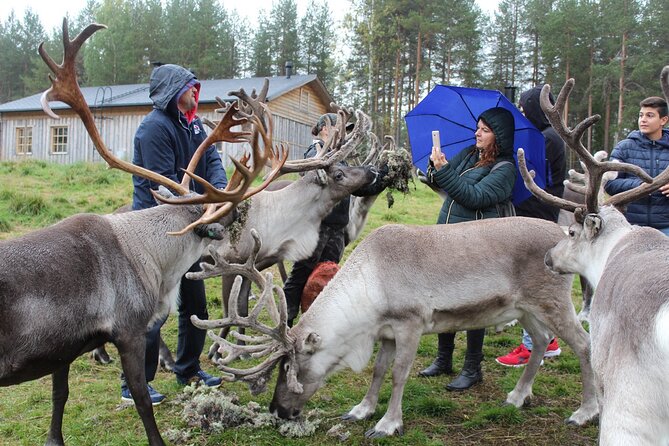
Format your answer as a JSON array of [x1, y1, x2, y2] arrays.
[[518, 66, 669, 285]]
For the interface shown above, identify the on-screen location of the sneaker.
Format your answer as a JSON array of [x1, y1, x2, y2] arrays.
[[544, 338, 562, 358], [176, 369, 222, 388], [120, 384, 166, 406], [496, 344, 532, 367]]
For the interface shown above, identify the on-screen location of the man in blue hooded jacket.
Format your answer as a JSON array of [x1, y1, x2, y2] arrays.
[[122, 64, 224, 405], [605, 96, 669, 234]]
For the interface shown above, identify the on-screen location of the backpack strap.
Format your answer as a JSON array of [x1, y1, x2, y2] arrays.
[[490, 160, 513, 172]]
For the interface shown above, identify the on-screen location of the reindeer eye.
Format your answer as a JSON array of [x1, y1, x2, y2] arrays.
[[334, 170, 344, 181], [569, 229, 575, 237]]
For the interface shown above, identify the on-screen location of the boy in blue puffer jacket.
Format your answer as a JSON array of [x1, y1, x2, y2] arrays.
[[605, 96, 669, 234]]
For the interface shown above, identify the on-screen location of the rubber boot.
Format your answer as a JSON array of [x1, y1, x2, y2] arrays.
[[446, 353, 483, 391], [419, 333, 454, 377]]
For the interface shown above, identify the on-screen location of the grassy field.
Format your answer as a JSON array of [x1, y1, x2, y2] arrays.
[[0, 160, 598, 445]]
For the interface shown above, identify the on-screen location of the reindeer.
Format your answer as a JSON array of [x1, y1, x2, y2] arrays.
[[190, 214, 598, 438], [0, 20, 292, 446], [90, 83, 383, 365], [197, 110, 401, 355], [516, 68, 669, 445]]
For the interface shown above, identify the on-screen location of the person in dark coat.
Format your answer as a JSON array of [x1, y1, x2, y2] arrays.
[[495, 86, 566, 367], [122, 64, 224, 405], [604, 96, 669, 234], [418, 107, 517, 392]]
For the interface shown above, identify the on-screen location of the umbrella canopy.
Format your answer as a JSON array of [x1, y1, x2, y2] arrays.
[[405, 85, 546, 205]]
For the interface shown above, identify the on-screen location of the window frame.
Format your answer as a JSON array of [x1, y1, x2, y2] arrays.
[[50, 125, 69, 155], [15, 126, 33, 156]]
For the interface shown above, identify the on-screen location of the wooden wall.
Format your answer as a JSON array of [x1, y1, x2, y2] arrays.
[[0, 83, 330, 167]]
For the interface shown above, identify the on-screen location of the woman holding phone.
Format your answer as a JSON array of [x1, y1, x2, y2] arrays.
[[419, 106, 517, 391]]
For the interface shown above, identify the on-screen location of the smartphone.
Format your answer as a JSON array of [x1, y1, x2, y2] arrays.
[[431, 130, 440, 149]]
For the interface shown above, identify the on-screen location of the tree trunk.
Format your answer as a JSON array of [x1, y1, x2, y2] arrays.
[[604, 81, 612, 152], [414, 30, 422, 104], [616, 30, 627, 145]]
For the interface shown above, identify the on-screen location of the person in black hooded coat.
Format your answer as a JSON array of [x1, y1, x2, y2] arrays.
[[418, 107, 517, 392], [495, 86, 566, 368]]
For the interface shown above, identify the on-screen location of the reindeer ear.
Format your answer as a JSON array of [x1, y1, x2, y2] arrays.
[[299, 332, 321, 353], [584, 214, 603, 239]]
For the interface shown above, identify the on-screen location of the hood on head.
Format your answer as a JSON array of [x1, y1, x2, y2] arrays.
[[478, 107, 515, 157], [149, 64, 198, 113], [520, 86, 553, 131]]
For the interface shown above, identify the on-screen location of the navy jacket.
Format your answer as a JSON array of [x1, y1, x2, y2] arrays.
[[604, 129, 669, 229], [132, 64, 227, 210]]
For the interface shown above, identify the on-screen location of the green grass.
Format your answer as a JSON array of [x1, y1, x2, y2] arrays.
[[0, 161, 599, 445]]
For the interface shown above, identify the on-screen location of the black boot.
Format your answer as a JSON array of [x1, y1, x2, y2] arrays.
[[446, 353, 483, 391], [419, 334, 454, 377]]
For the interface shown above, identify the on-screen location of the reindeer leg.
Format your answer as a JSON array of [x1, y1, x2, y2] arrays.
[[116, 338, 165, 446], [505, 315, 551, 408], [342, 338, 395, 422], [158, 335, 175, 372], [577, 275, 593, 322], [91, 344, 113, 364], [45, 365, 69, 446], [209, 274, 235, 360], [365, 327, 421, 438], [551, 311, 598, 425]]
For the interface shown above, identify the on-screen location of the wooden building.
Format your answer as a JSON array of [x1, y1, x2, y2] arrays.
[[0, 74, 333, 166]]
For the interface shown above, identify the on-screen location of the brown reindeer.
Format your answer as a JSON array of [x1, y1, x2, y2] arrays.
[[516, 68, 669, 445], [0, 20, 288, 446]]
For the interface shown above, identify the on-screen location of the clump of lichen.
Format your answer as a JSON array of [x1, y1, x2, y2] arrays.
[[167, 384, 323, 441], [225, 200, 251, 244], [379, 146, 415, 207]]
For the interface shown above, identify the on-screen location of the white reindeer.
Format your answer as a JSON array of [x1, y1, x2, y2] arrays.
[[189, 218, 598, 438], [516, 70, 669, 446]]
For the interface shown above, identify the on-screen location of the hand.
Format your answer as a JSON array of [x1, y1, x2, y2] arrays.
[[430, 145, 447, 170], [660, 182, 669, 197]]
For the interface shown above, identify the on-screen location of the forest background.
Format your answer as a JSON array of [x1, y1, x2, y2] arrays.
[[1, 0, 668, 167]]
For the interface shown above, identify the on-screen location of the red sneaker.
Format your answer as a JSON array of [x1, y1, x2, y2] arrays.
[[544, 338, 562, 358], [495, 344, 532, 367]]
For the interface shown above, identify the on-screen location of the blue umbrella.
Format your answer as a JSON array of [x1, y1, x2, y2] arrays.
[[405, 85, 546, 205]]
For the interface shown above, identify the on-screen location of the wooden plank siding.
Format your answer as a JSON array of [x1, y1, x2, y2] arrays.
[[0, 85, 330, 167]]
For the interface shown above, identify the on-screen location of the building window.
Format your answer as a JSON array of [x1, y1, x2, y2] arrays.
[[50, 126, 68, 154], [15, 126, 33, 155], [299, 88, 310, 113]]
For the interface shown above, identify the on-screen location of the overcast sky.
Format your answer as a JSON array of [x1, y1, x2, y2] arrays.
[[1, 0, 501, 31]]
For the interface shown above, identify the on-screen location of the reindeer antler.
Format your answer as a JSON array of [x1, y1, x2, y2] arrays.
[[188, 230, 300, 394], [279, 109, 372, 173], [517, 77, 665, 217], [40, 19, 287, 235]]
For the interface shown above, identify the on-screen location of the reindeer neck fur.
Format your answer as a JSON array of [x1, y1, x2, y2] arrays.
[[347, 195, 381, 243], [106, 203, 208, 316], [295, 263, 382, 373], [583, 206, 635, 288], [214, 174, 354, 264]]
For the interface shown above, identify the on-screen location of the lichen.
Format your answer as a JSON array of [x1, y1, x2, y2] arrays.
[[379, 146, 415, 207], [171, 384, 324, 439], [225, 200, 251, 245]]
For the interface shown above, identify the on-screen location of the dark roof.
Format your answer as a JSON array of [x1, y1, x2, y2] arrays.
[[0, 74, 325, 112]]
